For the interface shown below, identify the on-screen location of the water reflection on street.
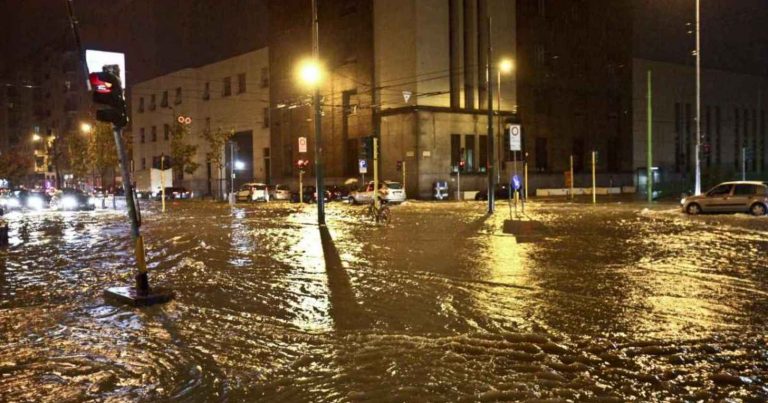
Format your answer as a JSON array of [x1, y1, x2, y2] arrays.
[[1, 200, 767, 401]]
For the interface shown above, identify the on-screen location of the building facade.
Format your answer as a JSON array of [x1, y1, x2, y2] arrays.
[[633, 58, 768, 194], [131, 49, 271, 198]]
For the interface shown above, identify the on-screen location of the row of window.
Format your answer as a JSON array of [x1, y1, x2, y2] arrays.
[[139, 125, 171, 143], [137, 68, 269, 112], [674, 104, 767, 173]]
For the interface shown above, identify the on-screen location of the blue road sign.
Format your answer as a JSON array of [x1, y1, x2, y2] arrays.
[[359, 159, 368, 174], [512, 175, 522, 191]]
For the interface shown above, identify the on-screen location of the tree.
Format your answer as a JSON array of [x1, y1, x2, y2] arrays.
[[89, 123, 118, 186], [67, 134, 90, 182], [202, 126, 233, 198], [0, 146, 32, 187], [170, 120, 199, 181]]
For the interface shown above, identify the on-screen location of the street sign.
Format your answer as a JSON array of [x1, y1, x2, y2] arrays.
[[512, 175, 522, 191], [403, 91, 412, 103], [359, 159, 368, 174], [298, 137, 307, 153], [509, 124, 521, 151]]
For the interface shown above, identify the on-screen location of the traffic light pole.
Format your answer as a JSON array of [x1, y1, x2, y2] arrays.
[[312, 0, 326, 226], [104, 126, 173, 306], [486, 17, 495, 214]]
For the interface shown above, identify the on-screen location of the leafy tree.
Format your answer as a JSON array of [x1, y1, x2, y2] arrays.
[[170, 120, 199, 179], [0, 146, 32, 187], [89, 122, 119, 186], [67, 134, 90, 182], [202, 127, 233, 199]]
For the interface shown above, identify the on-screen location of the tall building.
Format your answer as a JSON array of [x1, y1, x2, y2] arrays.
[[269, 0, 518, 198], [131, 49, 271, 197]]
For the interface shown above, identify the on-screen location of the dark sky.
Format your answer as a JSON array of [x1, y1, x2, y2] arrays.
[[633, 0, 768, 75], [0, 0, 269, 84], [1, 0, 766, 82]]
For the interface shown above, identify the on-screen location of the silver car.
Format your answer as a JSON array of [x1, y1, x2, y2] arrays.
[[681, 181, 768, 216]]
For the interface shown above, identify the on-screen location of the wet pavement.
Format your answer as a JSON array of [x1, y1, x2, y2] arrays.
[[1, 199, 768, 401]]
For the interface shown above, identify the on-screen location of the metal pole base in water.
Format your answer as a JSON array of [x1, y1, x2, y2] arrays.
[[104, 285, 175, 307]]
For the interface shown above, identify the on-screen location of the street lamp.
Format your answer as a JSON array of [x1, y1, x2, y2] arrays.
[[32, 133, 42, 142], [297, 59, 323, 88], [80, 122, 93, 134], [497, 58, 514, 183]]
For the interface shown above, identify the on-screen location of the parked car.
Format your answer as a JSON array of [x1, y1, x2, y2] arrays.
[[326, 185, 351, 202], [290, 185, 330, 203], [475, 184, 513, 201], [50, 188, 95, 211], [349, 181, 401, 204], [155, 187, 192, 200], [236, 183, 269, 202], [269, 184, 292, 201], [682, 181, 768, 216]]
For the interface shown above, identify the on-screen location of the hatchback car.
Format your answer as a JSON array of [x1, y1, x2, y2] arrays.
[[237, 183, 269, 202], [269, 184, 291, 201], [681, 181, 768, 216]]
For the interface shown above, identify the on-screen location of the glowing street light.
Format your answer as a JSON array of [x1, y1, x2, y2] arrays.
[[80, 122, 93, 134], [234, 160, 245, 170], [499, 58, 515, 74], [32, 133, 42, 142], [297, 59, 323, 88]]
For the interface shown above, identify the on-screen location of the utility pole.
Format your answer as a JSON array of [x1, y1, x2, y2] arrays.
[[694, 0, 702, 194], [160, 153, 166, 213], [647, 70, 653, 203], [373, 137, 380, 216], [486, 17, 495, 214], [229, 141, 235, 205], [312, 0, 326, 225]]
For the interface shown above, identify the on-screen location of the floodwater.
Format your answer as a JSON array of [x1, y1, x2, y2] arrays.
[[1, 200, 767, 401]]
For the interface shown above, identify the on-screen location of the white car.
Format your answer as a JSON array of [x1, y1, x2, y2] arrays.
[[236, 183, 270, 202], [270, 184, 291, 201], [349, 181, 405, 204]]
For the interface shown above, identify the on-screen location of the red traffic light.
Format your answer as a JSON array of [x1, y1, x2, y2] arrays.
[[89, 73, 113, 94]]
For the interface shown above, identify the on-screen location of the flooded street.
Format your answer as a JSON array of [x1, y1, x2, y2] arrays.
[[1, 200, 768, 401]]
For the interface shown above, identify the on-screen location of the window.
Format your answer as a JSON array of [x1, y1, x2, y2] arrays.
[[734, 184, 759, 196], [174, 87, 182, 104], [237, 73, 246, 94], [260, 67, 269, 88], [450, 134, 461, 172], [161, 91, 168, 107], [139, 97, 145, 113], [151, 126, 157, 142], [263, 107, 270, 128], [708, 184, 732, 197], [141, 158, 146, 170], [140, 128, 145, 143], [223, 77, 232, 96], [479, 135, 488, 171], [164, 124, 170, 140], [535, 137, 548, 170], [149, 94, 156, 111], [203, 82, 210, 101], [465, 135, 475, 172]]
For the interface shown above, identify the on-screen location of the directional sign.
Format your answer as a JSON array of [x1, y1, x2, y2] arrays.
[[509, 124, 522, 151], [512, 175, 522, 191], [359, 159, 368, 174], [298, 136, 307, 153]]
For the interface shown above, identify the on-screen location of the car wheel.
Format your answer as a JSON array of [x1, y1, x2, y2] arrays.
[[686, 203, 702, 215], [750, 203, 766, 216]]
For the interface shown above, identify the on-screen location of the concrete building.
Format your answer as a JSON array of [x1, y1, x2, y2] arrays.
[[269, 0, 518, 198], [632, 58, 768, 195], [131, 49, 270, 197]]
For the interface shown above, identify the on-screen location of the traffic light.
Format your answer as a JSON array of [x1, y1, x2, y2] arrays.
[[297, 159, 310, 172], [360, 136, 373, 159], [89, 66, 128, 127]]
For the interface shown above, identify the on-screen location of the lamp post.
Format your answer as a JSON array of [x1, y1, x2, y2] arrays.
[[298, 0, 325, 225], [497, 59, 514, 183], [694, 0, 701, 195]]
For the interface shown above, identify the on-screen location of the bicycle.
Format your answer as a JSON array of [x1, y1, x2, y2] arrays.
[[364, 195, 391, 224]]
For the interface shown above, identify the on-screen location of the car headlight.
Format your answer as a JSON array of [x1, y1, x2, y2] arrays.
[[27, 196, 44, 210], [680, 198, 687, 205], [6, 198, 20, 208], [61, 196, 78, 209], [89, 197, 98, 205]]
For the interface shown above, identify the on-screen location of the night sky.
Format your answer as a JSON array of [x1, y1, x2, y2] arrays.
[[1, 0, 766, 82]]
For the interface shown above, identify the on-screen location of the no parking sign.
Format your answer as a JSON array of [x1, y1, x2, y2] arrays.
[[509, 125, 521, 151]]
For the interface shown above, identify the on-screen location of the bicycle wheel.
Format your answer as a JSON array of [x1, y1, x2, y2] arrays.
[[365, 204, 376, 221], [377, 206, 391, 224]]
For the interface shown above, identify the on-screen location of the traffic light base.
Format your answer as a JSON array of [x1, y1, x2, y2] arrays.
[[104, 286, 175, 307]]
